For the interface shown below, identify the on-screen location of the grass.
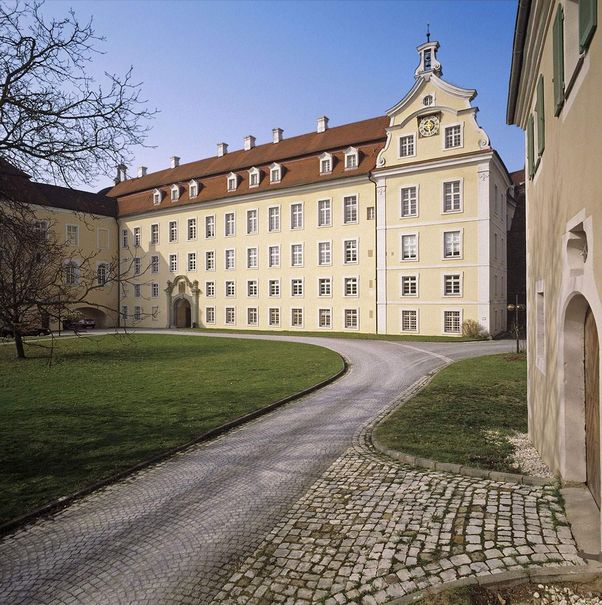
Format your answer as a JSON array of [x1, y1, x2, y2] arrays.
[[193, 327, 477, 342], [0, 333, 343, 524], [373, 353, 527, 472]]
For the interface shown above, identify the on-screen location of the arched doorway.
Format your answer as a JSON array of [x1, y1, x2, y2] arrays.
[[563, 294, 601, 507], [75, 307, 107, 328], [174, 298, 191, 328]]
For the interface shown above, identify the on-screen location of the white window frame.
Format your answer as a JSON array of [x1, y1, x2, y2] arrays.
[[344, 276, 359, 297], [268, 279, 280, 298], [65, 224, 79, 246], [291, 307, 304, 328], [443, 273, 463, 297], [134, 283, 142, 298], [344, 308, 359, 330], [150, 255, 159, 274], [443, 122, 464, 150], [247, 247, 258, 269], [318, 307, 332, 329], [398, 133, 416, 158], [133, 226, 141, 248], [400, 185, 419, 218], [205, 215, 216, 239], [205, 250, 215, 272], [291, 243, 304, 267], [187, 252, 197, 272], [290, 202, 304, 230], [246, 209, 258, 234], [225, 212, 236, 237], [401, 232, 419, 262], [443, 309, 462, 334], [442, 178, 464, 214], [225, 280, 235, 297], [318, 277, 332, 297], [318, 241, 332, 266], [270, 163, 282, 184], [169, 254, 177, 273], [121, 228, 129, 248], [344, 147, 358, 170], [268, 245, 280, 268], [225, 307, 236, 325], [152, 189, 162, 205], [150, 223, 159, 245], [227, 172, 238, 192], [401, 309, 419, 333], [247, 280, 258, 297], [319, 152, 333, 175], [343, 194, 359, 224], [187, 217, 197, 241], [170, 184, 180, 202], [151, 282, 160, 298], [400, 274, 419, 297], [205, 307, 216, 325], [268, 205, 280, 232], [133, 257, 142, 275], [248, 167, 260, 188], [343, 238, 358, 264], [96, 262, 109, 287], [291, 278, 304, 297], [189, 179, 199, 198], [134, 306, 142, 321], [442, 229, 463, 260], [225, 248, 235, 270], [206, 281, 215, 297], [247, 307, 258, 326], [268, 307, 280, 327], [317, 198, 332, 227], [168, 220, 178, 243]]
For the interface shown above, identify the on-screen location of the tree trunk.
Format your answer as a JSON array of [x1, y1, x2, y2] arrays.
[[14, 333, 25, 359]]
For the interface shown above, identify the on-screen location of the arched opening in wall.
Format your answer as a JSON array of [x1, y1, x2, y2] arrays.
[[174, 298, 191, 328], [75, 307, 107, 328], [563, 294, 600, 508]]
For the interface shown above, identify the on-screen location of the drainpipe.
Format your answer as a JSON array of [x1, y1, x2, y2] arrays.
[[368, 170, 379, 335]]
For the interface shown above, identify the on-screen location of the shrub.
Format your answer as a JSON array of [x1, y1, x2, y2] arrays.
[[462, 319, 490, 340]]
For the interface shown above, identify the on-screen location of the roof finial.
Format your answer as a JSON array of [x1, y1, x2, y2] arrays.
[[426, 23, 431, 43]]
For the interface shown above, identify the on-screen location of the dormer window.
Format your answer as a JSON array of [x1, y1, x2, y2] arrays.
[[170, 184, 180, 202], [153, 189, 162, 205], [248, 167, 260, 188], [189, 179, 199, 198], [270, 163, 282, 183], [227, 172, 238, 192], [344, 147, 359, 170], [319, 152, 332, 174]]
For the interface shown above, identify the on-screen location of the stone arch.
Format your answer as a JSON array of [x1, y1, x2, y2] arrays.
[[173, 296, 192, 329], [165, 275, 199, 328], [74, 306, 107, 328]]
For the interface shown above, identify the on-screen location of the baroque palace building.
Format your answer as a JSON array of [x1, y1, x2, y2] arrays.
[[106, 39, 515, 336], [508, 0, 602, 538]]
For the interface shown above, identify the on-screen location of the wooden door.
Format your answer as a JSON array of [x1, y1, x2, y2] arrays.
[[585, 307, 600, 508]]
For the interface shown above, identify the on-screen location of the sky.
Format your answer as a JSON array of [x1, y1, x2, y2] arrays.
[[40, 0, 523, 192]]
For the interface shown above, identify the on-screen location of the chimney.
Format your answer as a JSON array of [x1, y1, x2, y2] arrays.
[[244, 135, 256, 151], [170, 156, 180, 169], [217, 142, 228, 157], [137, 166, 147, 178], [114, 163, 127, 184], [272, 128, 284, 144], [317, 116, 329, 133]]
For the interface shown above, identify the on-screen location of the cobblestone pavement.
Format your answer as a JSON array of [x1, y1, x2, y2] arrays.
[[0, 333, 562, 604]]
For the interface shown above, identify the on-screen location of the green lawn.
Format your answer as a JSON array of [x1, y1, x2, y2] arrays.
[[0, 334, 343, 524], [373, 353, 527, 472]]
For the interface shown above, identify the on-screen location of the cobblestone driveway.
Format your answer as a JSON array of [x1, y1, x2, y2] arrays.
[[0, 333, 577, 604]]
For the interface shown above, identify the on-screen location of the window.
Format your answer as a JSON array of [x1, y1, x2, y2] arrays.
[[206, 307, 215, 324], [187, 252, 197, 272], [320, 153, 332, 174], [318, 199, 331, 227], [444, 310, 461, 333], [150, 224, 159, 245], [134, 284, 141, 298], [319, 278, 331, 297], [444, 274, 461, 296], [121, 229, 128, 248], [133, 257, 141, 275], [553, 5, 565, 115], [344, 239, 358, 263], [443, 181, 462, 213], [247, 280, 258, 297], [66, 224, 79, 246], [151, 282, 160, 298], [401, 275, 418, 296], [344, 309, 358, 329], [401, 187, 418, 217], [225, 281, 235, 297], [343, 195, 358, 224], [227, 173, 237, 191], [225, 249, 235, 270], [318, 241, 331, 266], [401, 234, 418, 260], [189, 180, 199, 198], [291, 308, 303, 327], [171, 185, 180, 202], [205, 215, 215, 238], [399, 134, 415, 157], [206, 251, 215, 271], [153, 189, 162, 205], [247, 308, 258, 326], [121, 306, 128, 321], [225, 307, 235, 325], [319, 308, 331, 328], [270, 163, 281, 183], [225, 212, 235, 236], [268, 245, 280, 267], [367, 206, 375, 220], [268, 207, 280, 232], [579, 0, 597, 53], [169, 254, 177, 272], [269, 308, 280, 327], [247, 247, 258, 268], [527, 114, 535, 178], [291, 278, 303, 296], [291, 244, 303, 267], [344, 147, 358, 169], [169, 221, 177, 242], [291, 203, 303, 229], [247, 209, 258, 234], [344, 277, 358, 296], [401, 310, 418, 332], [134, 306, 142, 321], [206, 281, 215, 297], [423, 94, 434, 106], [151, 255, 159, 273], [97, 263, 108, 286], [187, 218, 197, 240], [443, 231, 461, 258], [444, 125, 462, 149], [269, 279, 280, 297], [133, 227, 141, 247], [249, 168, 260, 188]]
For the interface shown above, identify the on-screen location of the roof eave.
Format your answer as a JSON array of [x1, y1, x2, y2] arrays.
[[507, 0, 532, 126]]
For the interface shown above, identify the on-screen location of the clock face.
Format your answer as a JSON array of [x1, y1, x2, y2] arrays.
[[419, 115, 440, 137]]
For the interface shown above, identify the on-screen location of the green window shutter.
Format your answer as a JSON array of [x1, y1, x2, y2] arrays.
[[527, 114, 535, 178], [537, 75, 545, 156], [553, 5, 565, 115], [580, 0, 597, 52]]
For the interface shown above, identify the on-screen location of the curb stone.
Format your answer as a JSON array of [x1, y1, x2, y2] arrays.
[[384, 564, 602, 605], [0, 351, 348, 538]]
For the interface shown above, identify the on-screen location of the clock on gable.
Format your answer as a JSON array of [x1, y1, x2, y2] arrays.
[[418, 114, 440, 137]]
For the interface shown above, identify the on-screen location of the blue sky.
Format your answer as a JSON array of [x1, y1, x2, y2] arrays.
[[41, 0, 523, 191]]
